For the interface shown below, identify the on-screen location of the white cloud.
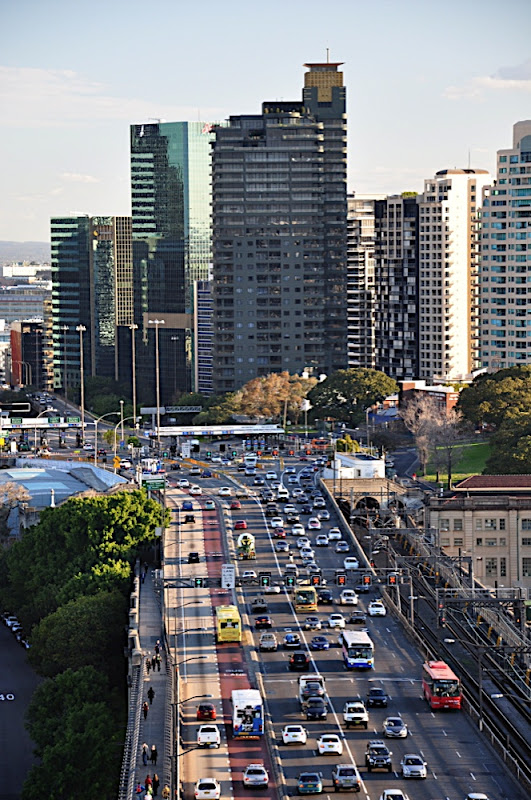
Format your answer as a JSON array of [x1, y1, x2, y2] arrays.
[[61, 172, 100, 183], [0, 66, 225, 127], [444, 58, 531, 100]]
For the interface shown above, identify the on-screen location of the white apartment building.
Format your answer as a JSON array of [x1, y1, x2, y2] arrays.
[[480, 120, 531, 370], [418, 169, 491, 381]]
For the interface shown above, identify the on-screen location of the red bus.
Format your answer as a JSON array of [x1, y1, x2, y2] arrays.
[[422, 660, 462, 710], [311, 438, 329, 451]]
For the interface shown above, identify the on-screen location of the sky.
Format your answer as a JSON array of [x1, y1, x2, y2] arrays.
[[1, 0, 530, 243]]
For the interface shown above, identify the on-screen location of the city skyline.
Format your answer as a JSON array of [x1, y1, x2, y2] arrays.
[[1, 0, 530, 242]]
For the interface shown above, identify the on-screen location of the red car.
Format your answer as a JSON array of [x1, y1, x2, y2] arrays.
[[196, 702, 217, 721], [230, 500, 242, 510], [234, 520, 247, 530], [273, 528, 286, 538]]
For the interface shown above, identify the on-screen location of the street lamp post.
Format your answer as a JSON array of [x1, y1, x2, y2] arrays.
[[120, 399, 124, 443], [62, 324, 69, 403], [129, 324, 138, 431], [365, 407, 371, 452], [93, 411, 121, 466], [113, 415, 137, 467], [76, 325, 86, 444], [148, 319, 165, 454], [34, 409, 52, 453]]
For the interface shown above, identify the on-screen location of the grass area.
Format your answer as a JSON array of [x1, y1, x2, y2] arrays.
[[424, 441, 491, 485]]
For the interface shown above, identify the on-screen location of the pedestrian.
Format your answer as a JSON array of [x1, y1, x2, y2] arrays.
[[146, 655, 151, 674], [156, 654, 161, 672], [135, 783, 144, 795], [142, 741, 149, 765], [152, 774, 160, 796], [141, 570, 145, 584], [161, 786, 170, 800], [147, 686, 155, 705], [145, 774, 152, 791], [154, 641, 160, 656], [151, 654, 156, 671], [150, 744, 158, 765], [142, 701, 149, 719]]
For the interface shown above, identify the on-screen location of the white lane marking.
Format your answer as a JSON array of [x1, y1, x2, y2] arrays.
[[470, 773, 476, 781], [432, 772, 437, 779], [456, 750, 462, 758], [442, 729, 448, 736]]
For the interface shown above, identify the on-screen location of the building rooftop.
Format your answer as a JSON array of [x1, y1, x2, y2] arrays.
[[455, 475, 531, 493]]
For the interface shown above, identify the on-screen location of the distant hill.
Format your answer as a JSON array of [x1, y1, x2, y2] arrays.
[[0, 241, 51, 265]]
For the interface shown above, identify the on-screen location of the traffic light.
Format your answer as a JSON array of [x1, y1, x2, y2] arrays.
[[259, 572, 271, 588], [387, 572, 398, 586], [285, 575, 296, 588], [163, 450, 168, 458], [272, 449, 278, 456], [305, 449, 312, 455], [362, 574, 372, 587], [232, 450, 237, 457], [206, 451, 211, 458], [192, 444, 200, 453], [219, 444, 226, 453], [288, 449, 295, 456], [194, 577, 205, 588], [336, 572, 347, 586], [310, 573, 321, 586]]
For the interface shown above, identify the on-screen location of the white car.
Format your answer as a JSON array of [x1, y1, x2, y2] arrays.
[[284, 504, 297, 514], [270, 516, 284, 528], [82, 443, 94, 451], [379, 792, 410, 800], [368, 600, 387, 616], [210, 456, 222, 463], [292, 488, 304, 497], [305, 561, 321, 574], [291, 524, 306, 537], [120, 459, 133, 469], [328, 613, 346, 629], [189, 485, 203, 496], [343, 557, 359, 570], [194, 778, 221, 800], [307, 517, 321, 530], [315, 533, 329, 547], [282, 724, 308, 745], [400, 754, 428, 779], [317, 733, 343, 756], [340, 589, 359, 605], [297, 536, 311, 548], [328, 527, 342, 540], [218, 486, 232, 496], [300, 547, 315, 561], [265, 471, 278, 481], [288, 475, 299, 484], [241, 570, 257, 581], [243, 764, 269, 789], [177, 478, 190, 488]]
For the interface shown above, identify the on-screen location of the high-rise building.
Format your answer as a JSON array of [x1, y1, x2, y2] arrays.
[[374, 193, 419, 379], [417, 169, 491, 381], [50, 215, 132, 392], [211, 62, 348, 393], [480, 120, 531, 370], [193, 278, 214, 396], [9, 319, 45, 389], [130, 121, 214, 403]]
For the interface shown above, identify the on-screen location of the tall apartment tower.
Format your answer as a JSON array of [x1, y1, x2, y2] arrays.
[[346, 194, 385, 369], [374, 194, 419, 379], [50, 215, 132, 392], [480, 120, 531, 370], [417, 169, 491, 381], [130, 121, 214, 404], [211, 62, 348, 393]]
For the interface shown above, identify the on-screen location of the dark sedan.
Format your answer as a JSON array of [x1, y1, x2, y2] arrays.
[[310, 635, 330, 651], [254, 615, 273, 629], [304, 697, 328, 719]]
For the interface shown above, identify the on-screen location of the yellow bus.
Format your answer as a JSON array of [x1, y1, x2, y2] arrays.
[[294, 586, 318, 613], [215, 605, 242, 643]]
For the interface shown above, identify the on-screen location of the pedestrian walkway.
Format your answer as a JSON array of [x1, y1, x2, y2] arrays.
[[134, 567, 170, 798]]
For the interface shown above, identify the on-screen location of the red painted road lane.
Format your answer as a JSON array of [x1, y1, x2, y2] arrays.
[[203, 505, 280, 799]]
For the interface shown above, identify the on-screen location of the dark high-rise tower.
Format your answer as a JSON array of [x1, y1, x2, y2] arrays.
[[211, 62, 348, 393]]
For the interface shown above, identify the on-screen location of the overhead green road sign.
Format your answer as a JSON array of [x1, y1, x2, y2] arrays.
[[142, 478, 166, 490], [66, 416, 81, 424]]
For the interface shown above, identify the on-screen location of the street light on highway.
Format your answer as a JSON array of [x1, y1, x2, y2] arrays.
[[93, 411, 121, 466], [148, 318, 165, 453], [76, 325, 86, 444]]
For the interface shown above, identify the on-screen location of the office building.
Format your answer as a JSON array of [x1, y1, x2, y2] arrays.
[[9, 319, 45, 389], [480, 120, 531, 370], [193, 279, 214, 396], [417, 169, 491, 381], [211, 62, 348, 393], [130, 121, 214, 404]]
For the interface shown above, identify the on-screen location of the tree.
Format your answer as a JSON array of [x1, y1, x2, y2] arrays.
[[431, 409, 470, 489], [0, 481, 30, 539], [193, 393, 238, 424], [399, 394, 443, 476], [484, 413, 531, 474], [308, 369, 398, 425], [457, 365, 531, 428], [236, 372, 316, 422]]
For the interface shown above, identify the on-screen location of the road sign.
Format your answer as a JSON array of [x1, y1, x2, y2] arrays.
[[221, 563, 236, 589], [66, 416, 80, 424], [142, 478, 166, 490]]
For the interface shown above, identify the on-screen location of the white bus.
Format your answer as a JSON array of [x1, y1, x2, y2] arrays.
[[340, 630, 374, 669], [231, 688, 264, 738]]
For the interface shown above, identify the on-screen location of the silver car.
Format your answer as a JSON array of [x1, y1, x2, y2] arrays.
[[383, 715, 408, 738], [243, 763, 269, 788], [400, 753, 427, 778]]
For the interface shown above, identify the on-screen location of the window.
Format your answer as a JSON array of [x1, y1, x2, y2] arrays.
[[453, 519, 463, 531], [500, 558, 507, 578], [485, 538, 497, 547], [485, 557, 498, 576], [454, 537, 463, 547], [499, 519, 506, 531], [522, 519, 531, 530], [440, 519, 450, 531], [476, 537, 483, 546], [475, 519, 483, 531], [522, 537, 531, 546], [485, 519, 497, 530], [522, 557, 531, 577], [440, 537, 450, 547]]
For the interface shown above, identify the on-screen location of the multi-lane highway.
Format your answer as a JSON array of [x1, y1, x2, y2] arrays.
[[164, 453, 527, 800]]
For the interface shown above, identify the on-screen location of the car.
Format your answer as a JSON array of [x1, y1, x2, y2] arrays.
[[259, 632, 278, 651], [264, 583, 281, 594], [189, 485, 203, 496], [367, 687, 389, 708], [303, 616, 322, 630], [234, 519, 248, 530], [201, 469, 212, 478], [218, 486, 232, 496], [296, 493, 310, 504], [378, 792, 409, 800], [292, 487, 304, 497], [265, 504, 280, 517], [189, 466, 202, 476], [343, 557, 359, 570], [307, 517, 321, 530], [3, 615, 19, 628], [182, 500, 194, 511], [289, 650, 311, 671], [284, 632, 301, 648], [383, 716, 408, 738], [273, 528, 287, 538], [317, 588, 334, 604], [196, 702, 217, 721], [282, 724, 308, 745], [120, 458, 133, 469], [237, 463, 246, 472], [245, 467, 256, 476], [204, 499, 215, 510], [288, 475, 299, 484], [296, 537, 311, 550], [317, 509, 330, 521], [275, 540, 290, 552], [465, 795, 490, 800], [286, 512, 301, 524], [285, 466, 296, 474], [310, 635, 330, 651], [368, 600, 387, 616], [243, 763, 269, 789], [254, 615, 273, 629], [340, 589, 359, 606], [300, 546, 315, 561], [283, 503, 297, 514], [315, 533, 329, 547], [187, 552, 200, 564], [265, 471, 278, 480], [365, 740, 393, 773], [297, 772, 323, 795], [284, 565, 299, 579], [210, 455, 223, 463], [250, 597, 268, 613], [241, 570, 257, 582], [304, 697, 328, 719], [328, 527, 342, 540], [253, 476, 265, 485], [343, 699, 369, 729], [400, 754, 428, 779], [230, 499, 241, 510], [196, 724, 221, 748], [348, 610, 367, 625], [194, 778, 221, 800], [183, 513, 195, 523], [332, 764, 362, 793], [313, 497, 326, 508], [328, 613, 346, 629], [305, 562, 321, 575], [291, 525, 306, 538], [177, 478, 190, 488], [300, 504, 313, 515], [82, 442, 94, 451], [270, 516, 284, 528], [317, 734, 343, 756], [261, 489, 275, 501]]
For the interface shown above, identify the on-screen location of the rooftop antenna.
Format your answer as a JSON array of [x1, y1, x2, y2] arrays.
[[326, 47, 330, 63], [467, 147, 471, 169]]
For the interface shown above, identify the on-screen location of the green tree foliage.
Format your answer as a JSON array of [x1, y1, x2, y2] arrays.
[[2, 491, 163, 629], [236, 371, 317, 422], [484, 413, 531, 474], [23, 667, 122, 800], [335, 435, 359, 453], [174, 392, 206, 407], [308, 369, 398, 425], [193, 393, 238, 424], [457, 366, 531, 427]]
